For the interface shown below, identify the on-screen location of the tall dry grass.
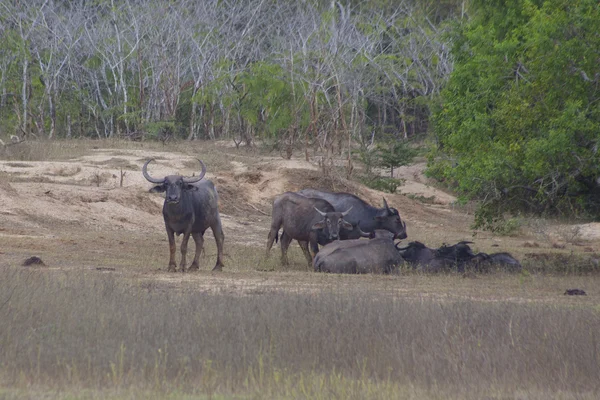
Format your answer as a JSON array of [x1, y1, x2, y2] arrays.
[[1, 266, 598, 399]]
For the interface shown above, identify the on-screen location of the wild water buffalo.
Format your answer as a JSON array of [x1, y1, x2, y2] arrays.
[[297, 189, 407, 240], [398, 241, 521, 272], [266, 192, 353, 266], [470, 252, 522, 271], [397, 241, 475, 272], [315, 238, 521, 274], [143, 159, 224, 272], [313, 233, 402, 274]]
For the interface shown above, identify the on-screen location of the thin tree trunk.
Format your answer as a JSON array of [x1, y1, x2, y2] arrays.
[[21, 59, 29, 137], [66, 114, 72, 139], [48, 87, 56, 139], [224, 103, 230, 139], [336, 82, 348, 156], [188, 100, 197, 140], [209, 104, 215, 140]]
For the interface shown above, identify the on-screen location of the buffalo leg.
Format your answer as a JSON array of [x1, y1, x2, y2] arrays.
[[279, 231, 293, 266], [211, 222, 225, 271], [308, 233, 320, 264], [189, 232, 204, 271], [180, 231, 192, 272], [265, 225, 280, 257], [166, 227, 177, 272], [298, 240, 313, 269]]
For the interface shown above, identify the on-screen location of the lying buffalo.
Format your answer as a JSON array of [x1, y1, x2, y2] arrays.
[[266, 192, 353, 266], [298, 189, 407, 240], [315, 237, 521, 274], [470, 252, 522, 271], [398, 241, 521, 272], [397, 241, 475, 272], [313, 233, 401, 274], [143, 159, 224, 272]]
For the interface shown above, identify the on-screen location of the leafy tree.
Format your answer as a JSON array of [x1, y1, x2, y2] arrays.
[[430, 0, 600, 220], [376, 139, 416, 177]]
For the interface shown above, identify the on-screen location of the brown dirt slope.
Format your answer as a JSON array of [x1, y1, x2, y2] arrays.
[[1, 142, 599, 266]]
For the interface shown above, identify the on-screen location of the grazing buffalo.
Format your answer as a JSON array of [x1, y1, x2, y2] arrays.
[[398, 241, 521, 272], [143, 159, 224, 272], [313, 234, 402, 274], [266, 192, 353, 266], [297, 189, 407, 239]]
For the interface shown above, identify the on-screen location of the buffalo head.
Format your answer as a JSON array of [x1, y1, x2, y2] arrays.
[[311, 206, 353, 240], [142, 159, 207, 204], [374, 197, 407, 239]]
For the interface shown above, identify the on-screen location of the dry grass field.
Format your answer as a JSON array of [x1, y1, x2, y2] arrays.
[[1, 139, 599, 399]]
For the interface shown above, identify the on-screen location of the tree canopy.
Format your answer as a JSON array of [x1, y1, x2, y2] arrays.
[[430, 0, 600, 219]]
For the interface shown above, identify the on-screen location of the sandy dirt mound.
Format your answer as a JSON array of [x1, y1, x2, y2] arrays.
[[393, 162, 457, 205], [573, 223, 600, 241], [0, 150, 251, 247], [2, 146, 599, 260]]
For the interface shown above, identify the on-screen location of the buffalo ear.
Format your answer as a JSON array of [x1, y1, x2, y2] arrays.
[[184, 184, 198, 191], [149, 185, 165, 193], [342, 220, 353, 230], [311, 220, 326, 230]]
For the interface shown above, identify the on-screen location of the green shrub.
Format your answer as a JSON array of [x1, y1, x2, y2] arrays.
[[362, 176, 404, 194], [430, 0, 600, 218]]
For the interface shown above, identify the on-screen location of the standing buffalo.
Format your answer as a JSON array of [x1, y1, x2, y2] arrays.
[[297, 189, 407, 239], [313, 233, 402, 274], [266, 192, 353, 266], [143, 159, 224, 272]]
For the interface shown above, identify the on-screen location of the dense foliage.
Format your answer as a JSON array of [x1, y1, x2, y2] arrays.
[[0, 0, 457, 155], [430, 0, 600, 219]]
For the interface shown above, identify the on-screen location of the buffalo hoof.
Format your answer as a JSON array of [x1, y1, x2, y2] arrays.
[[212, 263, 223, 272], [189, 263, 199, 271], [167, 263, 177, 272]]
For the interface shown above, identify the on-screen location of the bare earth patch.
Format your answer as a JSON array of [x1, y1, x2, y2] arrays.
[[1, 141, 599, 297]]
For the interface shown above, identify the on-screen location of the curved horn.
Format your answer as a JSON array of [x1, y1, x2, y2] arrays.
[[382, 197, 390, 211], [142, 159, 164, 183], [313, 207, 327, 217], [341, 206, 353, 217], [359, 228, 371, 238], [182, 159, 207, 183], [395, 242, 409, 251]]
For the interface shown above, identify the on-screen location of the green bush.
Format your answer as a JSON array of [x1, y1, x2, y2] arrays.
[[472, 201, 522, 236], [362, 176, 404, 194], [430, 0, 600, 219]]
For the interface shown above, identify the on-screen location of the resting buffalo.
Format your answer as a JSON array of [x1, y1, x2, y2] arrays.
[[315, 238, 521, 274], [313, 233, 401, 274], [397, 241, 475, 272], [266, 192, 353, 266], [297, 189, 407, 239], [470, 252, 522, 271], [398, 241, 521, 272], [143, 159, 224, 272]]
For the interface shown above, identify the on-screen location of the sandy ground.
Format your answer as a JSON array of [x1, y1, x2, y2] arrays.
[[1, 142, 599, 302]]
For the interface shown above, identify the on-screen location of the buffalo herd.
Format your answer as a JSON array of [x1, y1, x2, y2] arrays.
[[144, 159, 520, 274]]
